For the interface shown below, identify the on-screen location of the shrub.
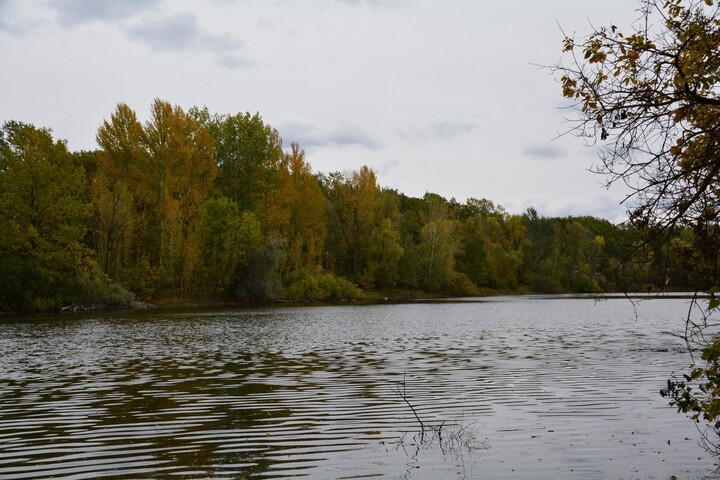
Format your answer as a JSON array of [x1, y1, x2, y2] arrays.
[[532, 274, 563, 294], [76, 268, 135, 305], [449, 272, 479, 296], [573, 273, 601, 293], [283, 269, 362, 301]]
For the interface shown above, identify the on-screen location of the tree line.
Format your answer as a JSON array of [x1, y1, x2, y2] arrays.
[[0, 99, 708, 311]]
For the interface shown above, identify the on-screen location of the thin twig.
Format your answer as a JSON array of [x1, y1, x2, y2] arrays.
[[384, 373, 425, 434]]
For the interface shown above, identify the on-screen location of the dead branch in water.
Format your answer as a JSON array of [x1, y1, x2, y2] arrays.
[[384, 373, 425, 436], [383, 373, 488, 455]]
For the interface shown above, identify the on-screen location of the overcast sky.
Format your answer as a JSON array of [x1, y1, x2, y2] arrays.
[[0, 0, 642, 221]]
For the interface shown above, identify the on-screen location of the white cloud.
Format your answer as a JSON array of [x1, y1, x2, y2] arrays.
[[522, 143, 566, 160], [1, 0, 641, 222], [215, 53, 257, 69], [49, 0, 162, 26], [431, 121, 477, 138], [335, 0, 404, 8], [39, 1, 250, 69], [395, 120, 477, 142], [0, 0, 47, 34], [278, 119, 382, 150], [124, 12, 242, 53]]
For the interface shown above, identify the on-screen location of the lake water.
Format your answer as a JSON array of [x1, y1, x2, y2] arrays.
[[1, 295, 719, 479]]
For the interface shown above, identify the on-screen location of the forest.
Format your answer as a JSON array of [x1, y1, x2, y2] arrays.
[[0, 99, 709, 312]]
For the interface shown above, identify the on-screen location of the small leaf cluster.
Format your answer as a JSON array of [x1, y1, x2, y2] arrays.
[[662, 334, 720, 428]]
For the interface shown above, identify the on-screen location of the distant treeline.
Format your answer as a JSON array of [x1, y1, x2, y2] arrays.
[[0, 100, 707, 311]]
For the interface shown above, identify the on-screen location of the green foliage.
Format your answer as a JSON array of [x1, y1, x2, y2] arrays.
[[0, 121, 92, 311], [95, 100, 216, 296], [233, 237, 284, 302], [133, 257, 158, 297], [662, 335, 720, 430], [195, 197, 261, 299], [75, 268, 135, 305], [532, 274, 563, 294], [560, 0, 720, 447], [449, 271, 479, 296], [324, 167, 403, 287], [4, 95, 718, 312], [362, 217, 404, 290], [283, 268, 362, 302], [574, 272, 602, 293], [557, 0, 720, 230], [419, 217, 460, 292], [273, 143, 327, 274], [192, 107, 284, 214]]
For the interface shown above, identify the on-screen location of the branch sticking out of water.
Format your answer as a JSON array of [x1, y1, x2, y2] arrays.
[[383, 372, 489, 456], [384, 373, 425, 435]]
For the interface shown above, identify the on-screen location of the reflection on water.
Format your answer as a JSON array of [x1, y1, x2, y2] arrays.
[[0, 296, 718, 479]]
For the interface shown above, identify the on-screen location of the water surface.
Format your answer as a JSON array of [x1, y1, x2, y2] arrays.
[[1, 295, 718, 479]]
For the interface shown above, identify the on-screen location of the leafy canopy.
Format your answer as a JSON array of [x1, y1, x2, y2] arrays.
[[558, 0, 720, 451], [557, 0, 720, 230]]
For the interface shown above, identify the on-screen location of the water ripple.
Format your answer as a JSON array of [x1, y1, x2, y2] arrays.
[[0, 297, 718, 479]]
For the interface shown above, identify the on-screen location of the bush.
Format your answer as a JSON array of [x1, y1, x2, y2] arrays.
[[29, 295, 65, 312], [532, 274, 563, 294], [283, 269, 362, 301], [449, 272, 479, 296], [233, 238, 283, 302], [76, 268, 135, 305], [573, 272, 601, 293]]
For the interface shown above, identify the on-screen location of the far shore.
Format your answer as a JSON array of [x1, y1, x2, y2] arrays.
[[1, 289, 708, 318]]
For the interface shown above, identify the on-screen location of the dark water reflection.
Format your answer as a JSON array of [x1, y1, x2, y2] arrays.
[[1, 296, 719, 479]]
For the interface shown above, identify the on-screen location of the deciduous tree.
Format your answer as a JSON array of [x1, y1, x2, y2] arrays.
[[0, 122, 91, 309], [271, 143, 327, 274], [94, 103, 145, 279], [556, 0, 720, 233], [96, 100, 216, 295], [142, 99, 216, 292], [195, 197, 261, 298], [326, 166, 382, 280], [557, 0, 720, 449], [192, 108, 284, 216]]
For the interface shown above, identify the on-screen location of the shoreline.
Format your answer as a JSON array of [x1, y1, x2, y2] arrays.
[[1, 289, 706, 318]]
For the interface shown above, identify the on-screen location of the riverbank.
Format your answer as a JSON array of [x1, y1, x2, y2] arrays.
[[0, 287, 703, 317]]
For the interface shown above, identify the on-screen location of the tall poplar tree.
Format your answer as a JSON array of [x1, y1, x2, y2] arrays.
[[271, 143, 327, 274], [94, 103, 146, 280], [96, 100, 216, 295]]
